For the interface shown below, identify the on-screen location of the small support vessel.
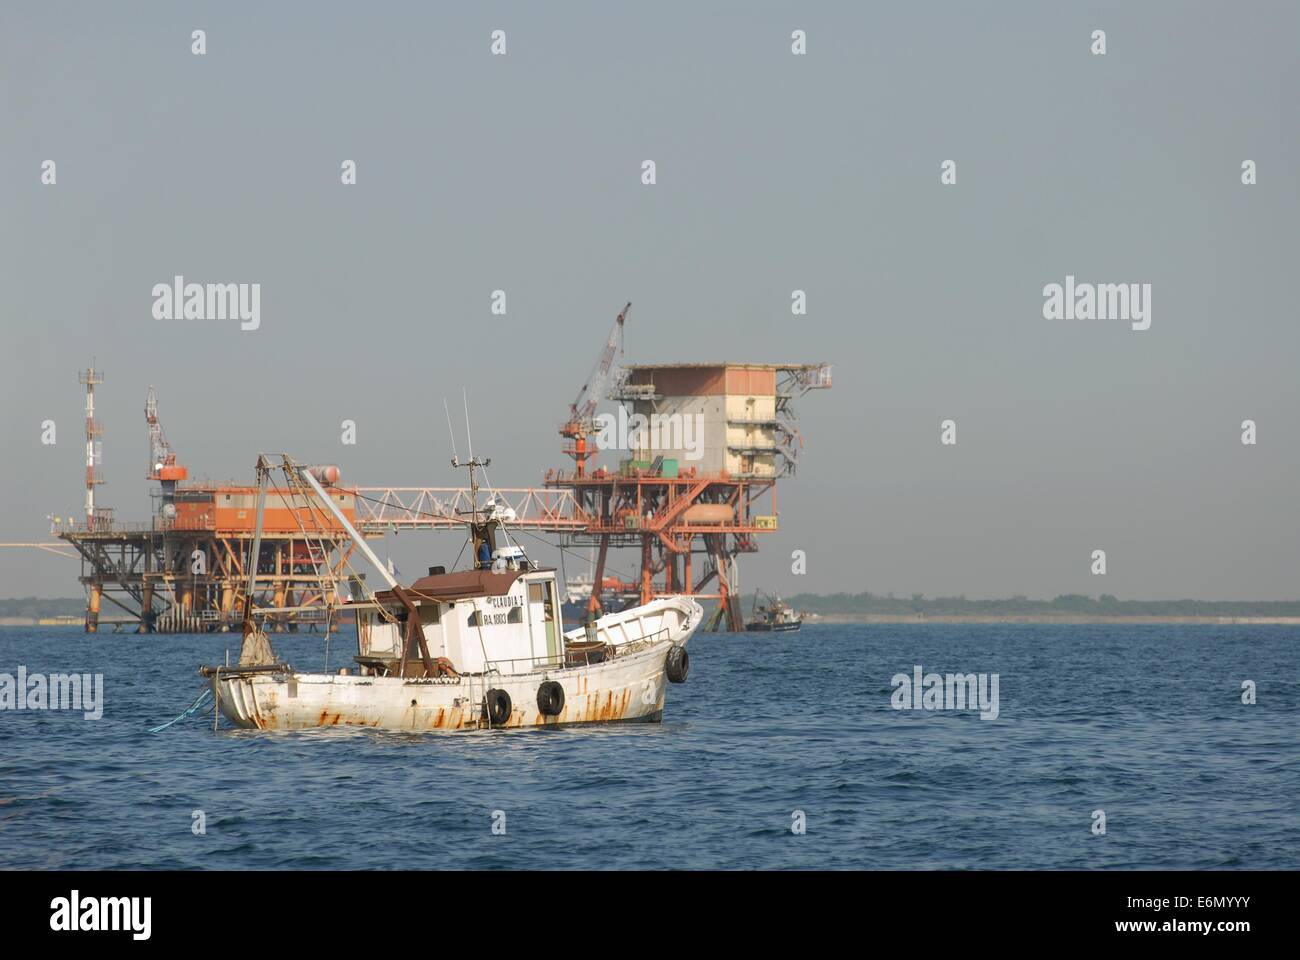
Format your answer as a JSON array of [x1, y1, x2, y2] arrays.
[[201, 455, 701, 732], [745, 591, 802, 632]]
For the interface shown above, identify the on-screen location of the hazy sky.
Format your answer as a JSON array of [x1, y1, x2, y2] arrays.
[[2, 1, 1298, 601]]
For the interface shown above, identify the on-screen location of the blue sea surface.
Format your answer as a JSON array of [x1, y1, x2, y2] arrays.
[[0, 623, 1296, 870]]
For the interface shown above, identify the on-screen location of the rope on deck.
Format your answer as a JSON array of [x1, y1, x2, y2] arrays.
[[149, 687, 213, 733]]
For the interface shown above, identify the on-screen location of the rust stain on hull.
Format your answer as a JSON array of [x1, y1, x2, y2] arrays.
[[223, 652, 671, 733]]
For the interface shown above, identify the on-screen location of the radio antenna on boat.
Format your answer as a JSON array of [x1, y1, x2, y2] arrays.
[[442, 397, 459, 463], [463, 387, 474, 465]]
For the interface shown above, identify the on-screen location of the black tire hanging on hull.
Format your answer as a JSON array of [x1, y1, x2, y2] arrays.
[[483, 688, 512, 726], [665, 644, 689, 684], [536, 680, 565, 717]]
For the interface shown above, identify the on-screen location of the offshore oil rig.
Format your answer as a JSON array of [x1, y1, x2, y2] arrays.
[[52, 307, 830, 633]]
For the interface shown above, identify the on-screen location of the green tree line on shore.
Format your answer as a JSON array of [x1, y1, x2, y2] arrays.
[[0, 597, 86, 619], [768, 592, 1300, 617]]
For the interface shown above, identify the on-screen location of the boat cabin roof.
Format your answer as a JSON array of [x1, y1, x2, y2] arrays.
[[373, 567, 554, 604]]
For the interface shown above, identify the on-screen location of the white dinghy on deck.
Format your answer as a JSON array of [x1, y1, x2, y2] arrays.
[[200, 455, 701, 732]]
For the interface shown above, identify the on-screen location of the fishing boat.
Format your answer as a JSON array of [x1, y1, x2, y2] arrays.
[[745, 591, 802, 632], [200, 455, 700, 732]]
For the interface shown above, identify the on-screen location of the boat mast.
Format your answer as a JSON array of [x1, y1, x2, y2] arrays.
[[453, 390, 497, 564], [242, 454, 270, 630], [452, 452, 492, 565], [236, 454, 277, 666]]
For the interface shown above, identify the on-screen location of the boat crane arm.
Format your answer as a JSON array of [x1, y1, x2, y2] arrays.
[[294, 458, 441, 678], [297, 462, 397, 590]]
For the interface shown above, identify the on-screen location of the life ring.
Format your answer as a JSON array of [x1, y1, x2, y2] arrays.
[[536, 680, 565, 717], [483, 688, 512, 726], [665, 644, 689, 684]]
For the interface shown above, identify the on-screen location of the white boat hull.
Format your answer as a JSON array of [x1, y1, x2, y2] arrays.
[[211, 597, 701, 732]]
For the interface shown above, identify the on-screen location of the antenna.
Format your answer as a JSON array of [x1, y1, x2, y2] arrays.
[[463, 387, 474, 462], [442, 397, 459, 462]]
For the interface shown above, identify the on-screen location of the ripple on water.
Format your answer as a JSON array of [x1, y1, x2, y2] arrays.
[[0, 623, 1297, 869]]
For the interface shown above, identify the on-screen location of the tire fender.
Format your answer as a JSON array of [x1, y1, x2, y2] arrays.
[[537, 680, 565, 717], [483, 688, 512, 726], [665, 644, 689, 684]]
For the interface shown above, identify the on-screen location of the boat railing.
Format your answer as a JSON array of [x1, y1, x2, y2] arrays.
[[481, 626, 675, 677], [481, 653, 565, 677], [601, 626, 673, 658]]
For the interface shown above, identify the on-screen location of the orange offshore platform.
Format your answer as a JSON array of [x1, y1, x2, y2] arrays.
[[53, 318, 829, 634], [57, 374, 361, 633]]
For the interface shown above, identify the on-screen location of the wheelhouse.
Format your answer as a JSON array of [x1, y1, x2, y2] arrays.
[[351, 567, 564, 677]]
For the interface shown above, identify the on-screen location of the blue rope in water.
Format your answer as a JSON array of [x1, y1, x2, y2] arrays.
[[149, 688, 213, 733]]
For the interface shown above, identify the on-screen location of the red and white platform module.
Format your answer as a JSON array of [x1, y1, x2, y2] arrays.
[[543, 362, 830, 631]]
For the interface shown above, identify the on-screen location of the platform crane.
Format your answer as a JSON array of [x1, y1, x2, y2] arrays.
[[559, 302, 629, 479], [145, 386, 188, 483]]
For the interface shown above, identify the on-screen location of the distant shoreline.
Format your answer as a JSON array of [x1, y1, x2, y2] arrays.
[[0, 616, 82, 627], [811, 614, 1300, 625]]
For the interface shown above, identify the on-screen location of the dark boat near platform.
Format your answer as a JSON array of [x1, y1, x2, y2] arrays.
[[746, 591, 802, 632]]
